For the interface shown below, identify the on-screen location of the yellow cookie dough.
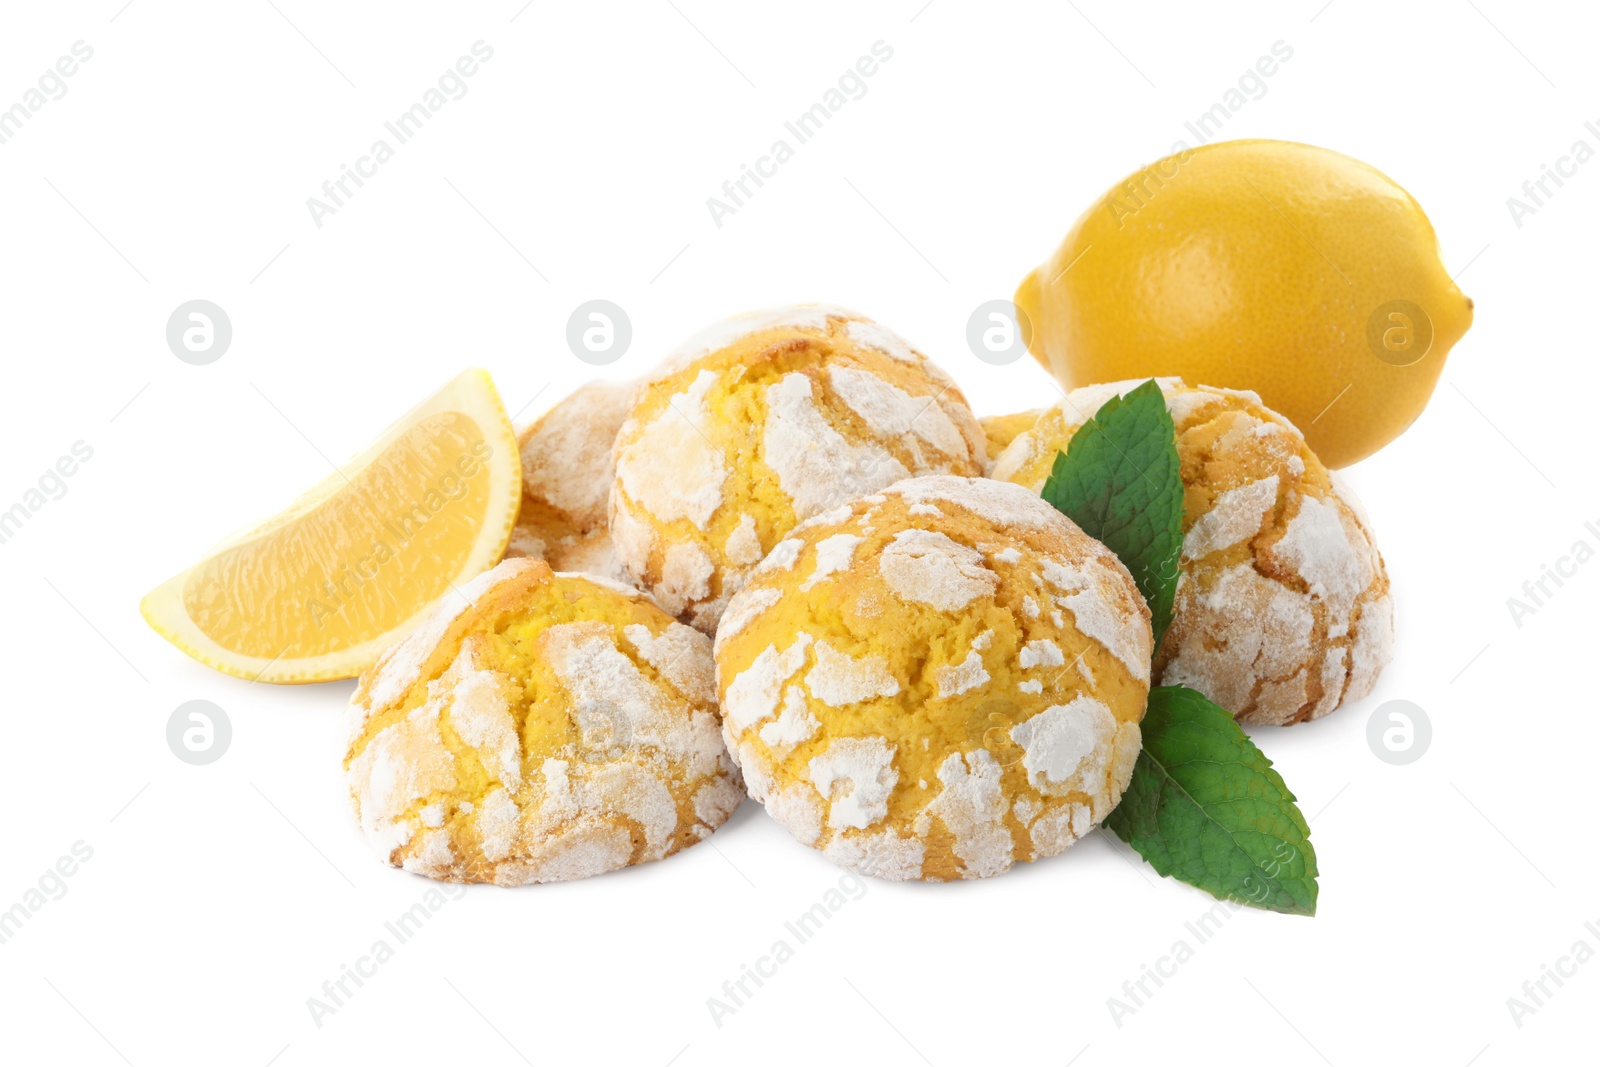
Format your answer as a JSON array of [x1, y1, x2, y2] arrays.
[[343, 557, 742, 885], [610, 305, 988, 634], [506, 379, 636, 587], [993, 378, 1393, 725], [714, 475, 1151, 881], [979, 409, 1045, 464]]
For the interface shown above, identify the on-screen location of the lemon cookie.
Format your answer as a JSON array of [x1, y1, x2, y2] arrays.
[[714, 475, 1151, 881], [610, 306, 988, 633], [993, 378, 1393, 725], [343, 557, 742, 884], [978, 409, 1045, 464], [506, 379, 636, 586]]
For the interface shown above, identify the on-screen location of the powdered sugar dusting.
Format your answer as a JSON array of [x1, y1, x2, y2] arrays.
[[809, 737, 899, 830], [887, 475, 1063, 530], [918, 750, 1012, 877], [1271, 496, 1371, 616], [767, 782, 824, 846], [763, 372, 910, 521], [1056, 377, 1183, 425], [655, 304, 856, 380], [724, 632, 815, 732], [1009, 696, 1117, 795], [824, 829, 925, 880], [624, 621, 716, 705], [802, 533, 863, 591], [1183, 475, 1279, 559], [518, 379, 634, 528], [724, 513, 764, 565], [714, 586, 782, 649], [1041, 558, 1153, 681], [758, 537, 805, 574], [826, 365, 966, 458], [878, 528, 997, 612], [655, 540, 715, 618], [758, 685, 821, 755], [1018, 639, 1065, 669], [442, 648, 522, 791], [933, 649, 990, 697], [806, 640, 901, 706], [360, 562, 518, 717], [844, 318, 920, 363], [616, 369, 726, 529]]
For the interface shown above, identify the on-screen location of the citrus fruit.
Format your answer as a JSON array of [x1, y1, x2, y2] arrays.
[[1014, 139, 1474, 468], [141, 369, 521, 683]]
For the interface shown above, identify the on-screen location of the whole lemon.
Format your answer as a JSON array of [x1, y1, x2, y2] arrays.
[[1014, 140, 1473, 468]]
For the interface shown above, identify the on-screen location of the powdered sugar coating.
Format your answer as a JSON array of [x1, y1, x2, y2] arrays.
[[879, 529, 997, 612], [844, 317, 919, 363], [934, 650, 990, 697], [611, 307, 985, 633], [715, 475, 1152, 880], [809, 737, 899, 830], [517, 380, 635, 528], [802, 533, 863, 591], [995, 379, 1391, 725], [508, 379, 638, 587], [827, 365, 966, 457], [343, 558, 740, 885], [616, 369, 726, 530], [1183, 475, 1279, 559], [805, 641, 902, 707]]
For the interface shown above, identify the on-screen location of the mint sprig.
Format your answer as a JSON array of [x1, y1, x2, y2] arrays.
[[1039, 379, 1183, 651], [1106, 687, 1319, 915], [1039, 379, 1319, 915]]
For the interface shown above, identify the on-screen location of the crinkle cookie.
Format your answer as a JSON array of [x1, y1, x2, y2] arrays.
[[343, 557, 742, 885], [978, 408, 1045, 464], [993, 378, 1393, 725], [714, 475, 1151, 881], [505, 379, 636, 587], [610, 305, 988, 634]]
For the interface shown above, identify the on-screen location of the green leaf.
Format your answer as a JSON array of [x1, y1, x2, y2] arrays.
[[1039, 379, 1183, 651], [1106, 686, 1319, 916]]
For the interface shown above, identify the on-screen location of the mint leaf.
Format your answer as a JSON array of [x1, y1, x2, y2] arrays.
[[1106, 686, 1319, 916], [1039, 379, 1182, 651]]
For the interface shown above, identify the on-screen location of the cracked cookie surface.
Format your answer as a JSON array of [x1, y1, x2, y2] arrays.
[[610, 306, 987, 634], [505, 379, 637, 587], [993, 378, 1393, 725], [343, 558, 741, 885], [714, 475, 1151, 881]]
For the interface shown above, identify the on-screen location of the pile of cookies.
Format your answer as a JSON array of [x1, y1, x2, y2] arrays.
[[342, 306, 1392, 885]]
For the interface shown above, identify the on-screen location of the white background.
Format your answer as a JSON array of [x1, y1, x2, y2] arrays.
[[1, 1, 1594, 1064]]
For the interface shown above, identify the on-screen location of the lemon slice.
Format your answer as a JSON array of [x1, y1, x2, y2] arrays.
[[141, 369, 522, 683]]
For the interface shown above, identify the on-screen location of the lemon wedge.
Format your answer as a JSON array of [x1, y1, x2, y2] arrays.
[[141, 369, 522, 683]]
